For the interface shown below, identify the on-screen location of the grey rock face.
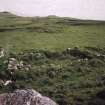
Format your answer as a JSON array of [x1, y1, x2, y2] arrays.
[[0, 89, 58, 105]]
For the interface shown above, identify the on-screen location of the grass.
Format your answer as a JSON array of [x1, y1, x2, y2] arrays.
[[0, 12, 105, 105], [0, 12, 105, 52]]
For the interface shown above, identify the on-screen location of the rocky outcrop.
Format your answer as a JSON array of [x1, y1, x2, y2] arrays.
[[0, 89, 58, 105]]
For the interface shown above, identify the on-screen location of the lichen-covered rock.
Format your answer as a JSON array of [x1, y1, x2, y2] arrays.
[[0, 89, 58, 105]]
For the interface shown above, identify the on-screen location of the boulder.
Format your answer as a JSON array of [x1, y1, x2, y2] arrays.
[[0, 89, 58, 105]]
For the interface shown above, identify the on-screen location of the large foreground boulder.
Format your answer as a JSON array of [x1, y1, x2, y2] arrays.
[[0, 89, 58, 105]]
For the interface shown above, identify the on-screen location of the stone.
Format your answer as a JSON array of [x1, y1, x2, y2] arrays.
[[0, 48, 5, 58], [8, 58, 18, 71], [17, 61, 24, 69], [4, 80, 12, 86], [0, 89, 58, 105]]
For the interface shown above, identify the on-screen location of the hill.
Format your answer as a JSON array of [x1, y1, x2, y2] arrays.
[[0, 12, 105, 52]]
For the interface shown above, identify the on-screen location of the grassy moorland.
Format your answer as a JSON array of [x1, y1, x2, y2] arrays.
[[0, 12, 105, 52], [0, 12, 105, 105]]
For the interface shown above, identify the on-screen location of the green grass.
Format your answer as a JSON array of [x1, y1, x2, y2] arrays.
[[0, 12, 105, 52]]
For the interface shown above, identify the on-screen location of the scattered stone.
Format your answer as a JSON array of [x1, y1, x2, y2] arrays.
[[7, 58, 31, 72], [66, 48, 71, 53], [24, 64, 31, 71], [8, 58, 18, 72], [0, 48, 5, 58], [0, 80, 4, 86], [4, 80, 12, 86], [17, 61, 24, 69]]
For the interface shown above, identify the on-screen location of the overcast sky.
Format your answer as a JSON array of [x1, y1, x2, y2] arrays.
[[0, 0, 105, 20]]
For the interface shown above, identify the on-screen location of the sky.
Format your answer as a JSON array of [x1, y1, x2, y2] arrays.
[[0, 0, 105, 20]]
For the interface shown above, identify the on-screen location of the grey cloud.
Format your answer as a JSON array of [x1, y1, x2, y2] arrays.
[[0, 0, 105, 20]]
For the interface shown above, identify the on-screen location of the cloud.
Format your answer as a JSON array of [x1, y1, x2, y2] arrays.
[[0, 0, 105, 20]]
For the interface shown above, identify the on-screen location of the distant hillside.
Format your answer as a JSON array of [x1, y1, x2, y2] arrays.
[[0, 11, 18, 18], [0, 12, 105, 52]]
